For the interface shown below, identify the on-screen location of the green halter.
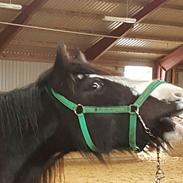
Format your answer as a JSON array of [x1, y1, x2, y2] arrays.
[[50, 80, 165, 152]]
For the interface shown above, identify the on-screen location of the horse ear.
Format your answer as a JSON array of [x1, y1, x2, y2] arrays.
[[55, 43, 71, 68], [76, 49, 88, 63], [48, 43, 72, 91]]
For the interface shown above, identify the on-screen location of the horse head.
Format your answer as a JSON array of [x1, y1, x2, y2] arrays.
[[48, 43, 183, 154], [1, 43, 183, 183]]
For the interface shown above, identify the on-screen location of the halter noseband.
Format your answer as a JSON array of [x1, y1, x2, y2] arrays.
[[50, 80, 165, 152]]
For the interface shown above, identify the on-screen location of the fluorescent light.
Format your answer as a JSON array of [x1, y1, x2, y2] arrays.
[[104, 16, 136, 24], [0, 2, 22, 10]]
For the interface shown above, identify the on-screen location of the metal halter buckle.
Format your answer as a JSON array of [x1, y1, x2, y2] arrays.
[[74, 104, 84, 115]]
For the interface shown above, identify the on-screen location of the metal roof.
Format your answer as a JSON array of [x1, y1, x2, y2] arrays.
[[0, 0, 182, 69]]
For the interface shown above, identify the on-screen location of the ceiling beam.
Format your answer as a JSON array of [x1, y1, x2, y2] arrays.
[[84, 0, 167, 61], [97, 58, 154, 67], [153, 64, 166, 80], [110, 47, 169, 55], [154, 45, 183, 80], [0, 0, 49, 51], [159, 45, 183, 71]]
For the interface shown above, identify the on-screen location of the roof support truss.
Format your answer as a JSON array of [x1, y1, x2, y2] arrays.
[[84, 0, 167, 61], [0, 0, 48, 51], [155, 46, 183, 80]]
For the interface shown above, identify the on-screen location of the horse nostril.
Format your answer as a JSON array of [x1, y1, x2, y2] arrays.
[[174, 93, 182, 98]]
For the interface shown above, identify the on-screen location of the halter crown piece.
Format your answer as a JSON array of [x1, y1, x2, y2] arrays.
[[51, 80, 165, 152]]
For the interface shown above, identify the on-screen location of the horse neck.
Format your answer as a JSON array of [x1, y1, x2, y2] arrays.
[[0, 85, 73, 183]]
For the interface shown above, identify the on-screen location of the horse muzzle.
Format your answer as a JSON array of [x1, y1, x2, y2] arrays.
[[163, 111, 183, 144]]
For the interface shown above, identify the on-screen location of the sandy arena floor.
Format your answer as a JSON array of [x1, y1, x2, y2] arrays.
[[63, 153, 183, 183]]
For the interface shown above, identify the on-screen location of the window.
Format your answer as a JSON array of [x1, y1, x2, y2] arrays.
[[124, 66, 152, 81]]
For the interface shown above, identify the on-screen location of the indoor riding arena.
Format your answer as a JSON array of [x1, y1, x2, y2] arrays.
[[0, 0, 183, 183]]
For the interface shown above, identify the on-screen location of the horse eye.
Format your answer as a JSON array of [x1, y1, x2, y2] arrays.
[[77, 74, 85, 80], [91, 81, 103, 90]]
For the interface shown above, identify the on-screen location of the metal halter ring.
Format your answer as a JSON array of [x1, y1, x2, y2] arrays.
[[130, 104, 139, 114], [74, 104, 84, 115]]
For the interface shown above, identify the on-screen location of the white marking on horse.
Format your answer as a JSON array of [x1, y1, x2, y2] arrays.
[[88, 75, 183, 106], [77, 74, 85, 80], [164, 121, 183, 142], [177, 103, 183, 110], [87, 74, 105, 79]]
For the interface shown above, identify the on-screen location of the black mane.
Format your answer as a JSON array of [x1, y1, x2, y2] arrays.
[[0, 84, 43, 139]]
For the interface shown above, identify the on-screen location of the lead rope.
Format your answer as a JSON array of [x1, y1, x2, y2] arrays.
[[135, 110, 165, 183]]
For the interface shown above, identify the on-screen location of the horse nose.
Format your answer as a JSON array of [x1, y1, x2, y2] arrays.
[[174, 92, 183, 102], [175, 92, 183, 98]]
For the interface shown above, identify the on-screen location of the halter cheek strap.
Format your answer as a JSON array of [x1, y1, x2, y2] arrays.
[[50, 80, 165, 152]]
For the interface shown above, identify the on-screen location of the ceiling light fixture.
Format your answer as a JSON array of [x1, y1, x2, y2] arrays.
[[103, 16, 136, 24], [0, 2, 22, 10], [103, 0, 136, 24]]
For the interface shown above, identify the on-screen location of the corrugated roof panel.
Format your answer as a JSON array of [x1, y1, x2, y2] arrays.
[[0, 9, 20, 29], [129, 4, 143, 16], [0, 0, 30, 4], [27, 0, 145, 37], [28, 11, 113, 33], [43, 0, 143, 17], [144, 7, 183, 26], [0, 8, 19, 31], [43, 0, 119, 15], [116, 38, 146, 47], [114, 38, 181, 52], [166, 0, 183, 6], [129, 23, 183, 41], [14, 28, 101, 50], [132, 23, 147, 32], [107, 22, 123, 31]]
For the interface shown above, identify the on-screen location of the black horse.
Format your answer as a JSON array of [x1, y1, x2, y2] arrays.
[[0, 44, 183, 183]]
